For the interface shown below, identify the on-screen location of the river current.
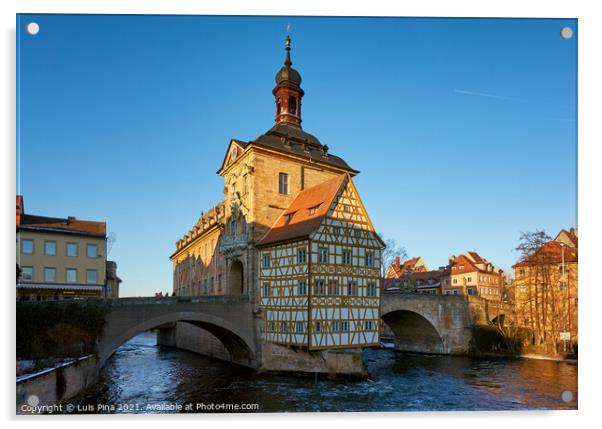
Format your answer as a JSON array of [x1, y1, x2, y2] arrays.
[[69, 332, 577, 413]]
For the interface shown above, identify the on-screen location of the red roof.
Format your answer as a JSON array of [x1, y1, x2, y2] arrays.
[[16, 195, 24, 225], [257, 174, 348, 246], [513, 240, 578, 268], [411, 270, 442, 282], [467, 251, 485, 264], [18, 214, 106, 237], [387, 256, 426, 278], [449, 254, 480, 274]]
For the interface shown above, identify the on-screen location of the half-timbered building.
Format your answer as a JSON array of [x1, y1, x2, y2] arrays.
[[257, 174, 383, 350]]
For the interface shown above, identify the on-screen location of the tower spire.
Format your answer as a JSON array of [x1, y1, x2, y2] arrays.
[[285, 34, 292, 67], [273, 33, 304, 127]]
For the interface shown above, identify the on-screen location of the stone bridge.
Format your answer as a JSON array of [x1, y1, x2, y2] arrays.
[[98, 296, 257, 368], [381, 293, 515, 354], [21, 293, 515, 374]]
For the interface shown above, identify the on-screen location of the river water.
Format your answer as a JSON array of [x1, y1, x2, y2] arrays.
[[69, 332, 577, 413]]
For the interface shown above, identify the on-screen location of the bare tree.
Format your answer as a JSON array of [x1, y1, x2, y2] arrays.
[[491, 278, 522, 353], [379, 235, 408, 277], [107, 232, 117, 256], [515, 230, 565, 353]]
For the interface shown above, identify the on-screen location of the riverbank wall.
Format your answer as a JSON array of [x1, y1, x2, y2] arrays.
[[16, 355, 99, 414]]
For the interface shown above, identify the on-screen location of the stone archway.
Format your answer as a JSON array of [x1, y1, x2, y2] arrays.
[[381, 310, 445, 354], [98, 308, 256, 368], [229, 259, 244, 295]]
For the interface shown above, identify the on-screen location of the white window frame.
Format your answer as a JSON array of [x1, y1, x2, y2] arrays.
[[278, 172, 288, 195], [87, 243, 98, 258], [21, 239, 34, 255], [21, 266, 34, 281], [318, 247, 328, 264], [44, 240, 57, 256], [66, 242, 78, 257], [297, 248, 307, 264], [44, 267, 56, 283], [66, 268, 77, 283], [86, 269, 98, 284]]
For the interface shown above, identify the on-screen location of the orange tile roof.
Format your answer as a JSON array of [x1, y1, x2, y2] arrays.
[[257, 174, 348, 246], [19, 214, 106, 237], [513, 240, 578, 268], [467, 251, 485, 264], [449, 254, 480, 274]]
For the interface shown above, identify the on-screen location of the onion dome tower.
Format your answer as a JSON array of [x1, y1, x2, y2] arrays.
[[273, 35, 305, 127]]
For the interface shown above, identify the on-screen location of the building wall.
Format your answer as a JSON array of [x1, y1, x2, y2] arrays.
[[514, 261, 578, 343], [17, 231, 106, 299], [443, 269, 502, 299], [223, 147, 345, 242], [259, 239, 309, 346], [172, 227, 225, 297]]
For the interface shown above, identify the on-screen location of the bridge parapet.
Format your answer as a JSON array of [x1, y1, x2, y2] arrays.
[[106, 296, 249, 306]]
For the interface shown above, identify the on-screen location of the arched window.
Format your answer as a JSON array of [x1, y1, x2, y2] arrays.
[[277, 98, 282, 114], [288, 96, 297, 115]]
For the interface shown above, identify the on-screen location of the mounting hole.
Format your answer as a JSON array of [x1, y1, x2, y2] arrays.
[[560, 27, 573, 40], [561, 390, 573, 402], [26, 22, 40, 35]]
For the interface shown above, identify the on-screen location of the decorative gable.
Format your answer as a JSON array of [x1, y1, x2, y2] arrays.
[[218, 140, 248, 174]]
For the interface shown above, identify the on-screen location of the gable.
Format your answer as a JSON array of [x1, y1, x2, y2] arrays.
[[310, 176, 385, 248], [217, 140, 248, 174]]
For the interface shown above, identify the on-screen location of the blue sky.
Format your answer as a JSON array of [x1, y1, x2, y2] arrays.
[[17, 15, 577, 296]]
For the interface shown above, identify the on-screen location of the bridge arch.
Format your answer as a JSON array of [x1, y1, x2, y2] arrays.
[[98, 309, 256, 368], [490, 314, 507, 327], [381, 309, 445, 354]]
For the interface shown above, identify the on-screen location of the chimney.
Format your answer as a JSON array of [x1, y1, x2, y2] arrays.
[[67, 216, 76, 223], [16, 195, 24, 226], [395, 256, 401, 268]]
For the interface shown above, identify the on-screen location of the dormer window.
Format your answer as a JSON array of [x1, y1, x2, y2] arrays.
[[284, 212, 295, 224], [308, 204, 320, 216]]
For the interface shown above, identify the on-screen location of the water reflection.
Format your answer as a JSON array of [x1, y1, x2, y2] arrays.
[[71, 332, 577, 413]]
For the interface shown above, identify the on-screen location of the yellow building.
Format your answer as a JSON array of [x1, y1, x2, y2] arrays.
[[513, 229, 578, 351], [16, 196, 110, 300], [171, 36, 384, 350]]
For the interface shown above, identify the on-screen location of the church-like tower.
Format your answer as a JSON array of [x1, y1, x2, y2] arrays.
[[273, 35, 305, 127]]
